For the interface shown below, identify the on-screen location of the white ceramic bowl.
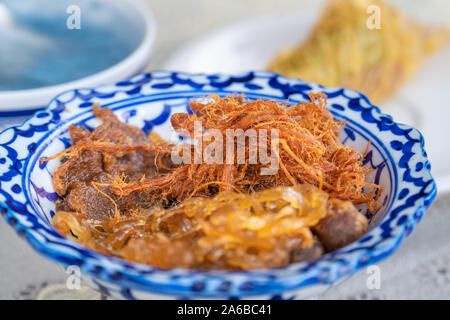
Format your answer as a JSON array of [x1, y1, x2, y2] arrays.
[[0, 0, 156, 114]]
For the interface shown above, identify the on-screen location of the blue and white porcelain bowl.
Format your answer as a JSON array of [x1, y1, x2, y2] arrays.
[[0, 71, 436, 299]]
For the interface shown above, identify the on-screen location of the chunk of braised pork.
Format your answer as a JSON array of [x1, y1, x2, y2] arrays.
[[52, 105, 173, 219], [313, 199, 368, 251]]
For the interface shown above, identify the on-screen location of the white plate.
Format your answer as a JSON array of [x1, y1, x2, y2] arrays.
[[163, 11, 450, 195]]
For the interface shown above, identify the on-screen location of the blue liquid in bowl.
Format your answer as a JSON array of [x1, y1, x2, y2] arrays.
[[0, 0, 144, 91]]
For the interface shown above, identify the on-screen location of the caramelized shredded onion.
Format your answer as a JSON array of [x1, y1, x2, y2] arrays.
[[54, 185, 332, 270]]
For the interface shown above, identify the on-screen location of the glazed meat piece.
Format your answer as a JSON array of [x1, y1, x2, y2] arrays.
[[50, 105, 174, 220], [91, 105, 148, 144], [290, 236, 324, 263], [52, 147, 104, 196], [61, 179, 148, 220], [313, 198, 368, 251]]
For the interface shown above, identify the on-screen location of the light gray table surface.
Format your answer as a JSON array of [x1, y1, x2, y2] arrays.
[[1, 0, 449, 299]]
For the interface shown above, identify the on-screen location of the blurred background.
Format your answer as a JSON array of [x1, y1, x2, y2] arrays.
[[0, 0, 449, 299]]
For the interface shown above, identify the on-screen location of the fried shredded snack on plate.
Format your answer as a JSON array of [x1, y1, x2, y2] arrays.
[[268, 0, 449, 103]]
